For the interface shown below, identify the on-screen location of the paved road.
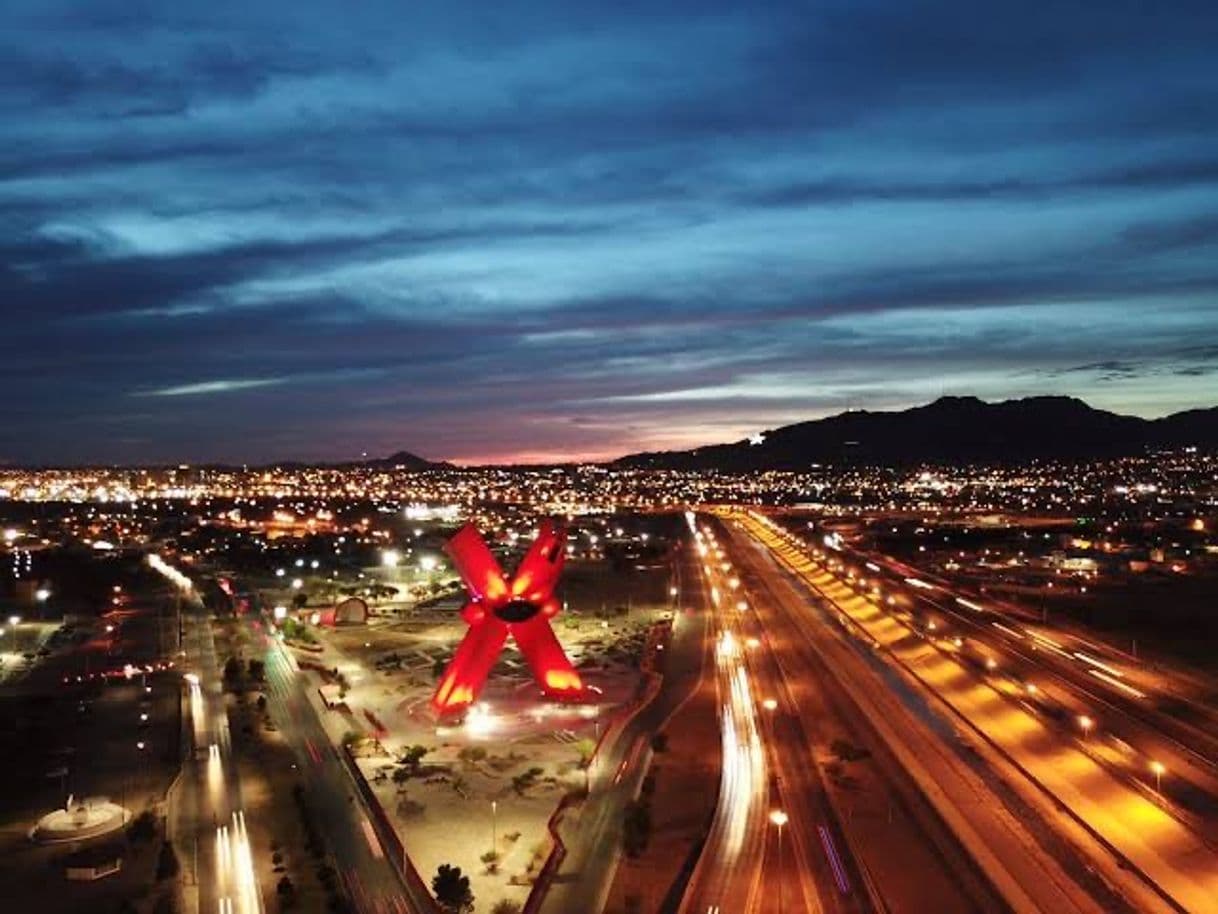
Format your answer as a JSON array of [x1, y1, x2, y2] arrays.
[[173, 592, 264, 914], [681, 517, 874, 914], [747, 516, 1218, 913], [254, 621, 430, 914], [718, 515, 1008, 914], [848, 546, 1218, 835], [727, 511, 1130, 914]]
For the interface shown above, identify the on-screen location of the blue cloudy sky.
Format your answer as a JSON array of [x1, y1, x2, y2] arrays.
[[3, 0, 1218, 464]]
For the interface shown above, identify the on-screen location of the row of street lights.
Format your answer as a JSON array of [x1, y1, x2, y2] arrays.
[[1076, 714, 1168, 799], [760, 512, 1178, 814]]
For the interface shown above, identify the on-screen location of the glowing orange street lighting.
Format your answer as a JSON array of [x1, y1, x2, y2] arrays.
[[1078, 715, 1094, 740], [770, 809, 789, 914], [762, 698, 778, 711], [1151, 760, 1166, 795]]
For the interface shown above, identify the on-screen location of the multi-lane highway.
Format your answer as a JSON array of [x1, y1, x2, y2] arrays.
[[173, 586, 263, 914], [253, 622, 427, 914], [682, 516, 875, 914], [835, 544, 1218, 835], [732, 510, 1218, 914], [707, 514, 1014, 914]]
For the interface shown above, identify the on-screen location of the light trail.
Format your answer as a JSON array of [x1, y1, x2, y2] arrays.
[[215, 811, 261, 914], [189, 676, 207, 748], [1088, 669, 1147, 699], [1072, 652, 1125, 679], [817, 824, 852, 895], [148, 553, 193, 590], [207, 743, 223, 807]]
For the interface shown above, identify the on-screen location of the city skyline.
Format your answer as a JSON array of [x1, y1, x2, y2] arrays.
[[5, 1, 1218, 465]]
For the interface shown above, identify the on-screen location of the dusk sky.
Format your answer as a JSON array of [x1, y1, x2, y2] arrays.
[[4, 1, 1218, 465]]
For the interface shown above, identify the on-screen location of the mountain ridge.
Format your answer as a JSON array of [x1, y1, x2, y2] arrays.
[[613, 395, 1218, 470]]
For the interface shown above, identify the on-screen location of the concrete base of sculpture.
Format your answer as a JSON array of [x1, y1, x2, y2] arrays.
[[31, 797, 129, 844]]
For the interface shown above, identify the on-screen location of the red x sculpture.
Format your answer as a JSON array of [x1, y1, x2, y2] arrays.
[[432, 519, 585, 715]]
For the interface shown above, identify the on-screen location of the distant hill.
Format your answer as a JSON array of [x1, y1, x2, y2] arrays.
[[352, 450, 453, 470], [614, 396, 1218, 470], [266, 449, 452, 471]]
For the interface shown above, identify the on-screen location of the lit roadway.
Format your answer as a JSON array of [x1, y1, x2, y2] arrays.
[[708, 515, 1013, 914], [681, 516, 871, 914], [731, 511, 1218, 913], [833, 544, 1218, 840], [166, 553, 419, 914], [171, 582, 263, 914], [251, 619, 426, 914]]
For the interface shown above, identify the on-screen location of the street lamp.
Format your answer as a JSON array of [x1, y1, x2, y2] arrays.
[[1151, 760, 1166, 796], [762, 698, 778, 712], [1078, 715, 1093, 741], [770, 809, 789, 914], [491, 800, 498, 856]]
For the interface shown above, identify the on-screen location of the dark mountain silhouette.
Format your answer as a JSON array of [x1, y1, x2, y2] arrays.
[[614, 396, 1218, 470], [261, 450, 452, 471], [355, 450, 452, 470]]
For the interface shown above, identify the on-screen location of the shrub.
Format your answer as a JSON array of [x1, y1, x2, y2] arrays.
[[432, 863, 474, 913], [156, 840, 180, 879]]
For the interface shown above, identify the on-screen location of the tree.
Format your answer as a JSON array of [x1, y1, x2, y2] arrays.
[[432, 863, 474, 913], [622, 800, 651, 858], [156, 840, 181, 880], [277, 875, 295, 897], [248, 658, 266, 681], [128, 809, 157, 844], [490, 901, 522, 914], [223, 656, 243, 684], [458, 746, 487, 766], [573, 738, 596, 767], [399, 744, 430, 773]]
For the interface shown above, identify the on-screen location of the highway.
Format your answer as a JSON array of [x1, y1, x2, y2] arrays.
[[710, 516, 1011, 914], [833, 543, 1218, 836], [733, 511, 1218, 913], [253, 621, 428, 914], [681, 517, 871, 914], [173, 584, 264, 914], [719, 512, 1136, 914], [165, 541, 432, 914]]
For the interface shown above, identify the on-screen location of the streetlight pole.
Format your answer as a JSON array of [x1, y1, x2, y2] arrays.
[[491, 800, 498, 857], [1151, 761, 1165, 799], [770, 809, 788, 914], [1078, 715, 1093, 743]]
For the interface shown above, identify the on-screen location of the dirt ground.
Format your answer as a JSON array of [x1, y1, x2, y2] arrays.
[[605, 654, 720, 914]]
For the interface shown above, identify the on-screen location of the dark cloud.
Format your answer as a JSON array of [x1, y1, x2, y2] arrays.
[[1, 0, 1218, 463]]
